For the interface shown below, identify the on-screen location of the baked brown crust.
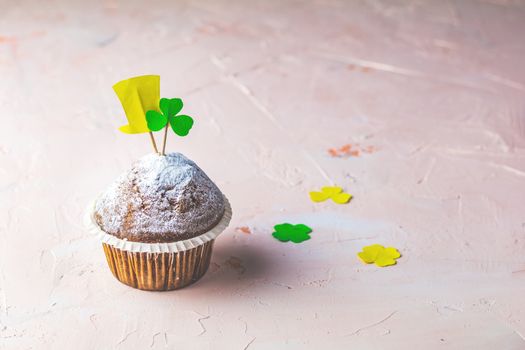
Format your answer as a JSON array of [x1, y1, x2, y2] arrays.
[[94, 153, 225, 243]]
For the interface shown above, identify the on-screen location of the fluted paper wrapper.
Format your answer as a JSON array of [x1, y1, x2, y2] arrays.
[[86, 196, 232, 291]]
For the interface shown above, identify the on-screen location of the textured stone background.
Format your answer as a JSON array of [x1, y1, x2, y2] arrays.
[[1, 0, 525, 349]]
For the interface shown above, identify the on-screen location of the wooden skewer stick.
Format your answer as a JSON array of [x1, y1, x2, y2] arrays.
[[161, 123, 169, 156], [148, 132, 159, 154]]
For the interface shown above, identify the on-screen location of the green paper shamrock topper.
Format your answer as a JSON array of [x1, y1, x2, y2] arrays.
[[146, 98, 194, 137]]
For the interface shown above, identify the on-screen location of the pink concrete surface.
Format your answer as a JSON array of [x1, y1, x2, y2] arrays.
[[1, 0, 525, 349]]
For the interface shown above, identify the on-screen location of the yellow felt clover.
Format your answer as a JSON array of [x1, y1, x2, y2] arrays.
[[113, 75, 161, 134], [357, 244, 401, 267], [309, 186, 352, 204]]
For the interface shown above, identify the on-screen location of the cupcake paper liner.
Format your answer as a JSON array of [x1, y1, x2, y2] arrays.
[[101, 240, 215, 290], [85, 196, 232, 291]]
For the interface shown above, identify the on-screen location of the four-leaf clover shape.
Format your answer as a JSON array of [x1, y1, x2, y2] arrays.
[[357, 244, 401, 267], [272, 223, 313, 243], [146, 98, 194, 136], [309, 186, 352, 204]]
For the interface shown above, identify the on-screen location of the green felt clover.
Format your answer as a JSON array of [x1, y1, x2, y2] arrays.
[[146, 97, 194, 136], [272, 223, 313, 243]]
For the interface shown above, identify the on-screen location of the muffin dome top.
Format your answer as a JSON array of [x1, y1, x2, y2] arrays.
[[94, 153, 225, 243]]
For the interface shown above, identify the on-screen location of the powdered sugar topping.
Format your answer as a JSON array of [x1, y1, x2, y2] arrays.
[[94, 153, 225, 243]]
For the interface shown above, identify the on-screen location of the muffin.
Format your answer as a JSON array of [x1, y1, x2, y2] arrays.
[[88, 152, 231, 290]]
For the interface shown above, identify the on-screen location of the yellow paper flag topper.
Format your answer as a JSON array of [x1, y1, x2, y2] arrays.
[[113, 75, 160, 134]]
